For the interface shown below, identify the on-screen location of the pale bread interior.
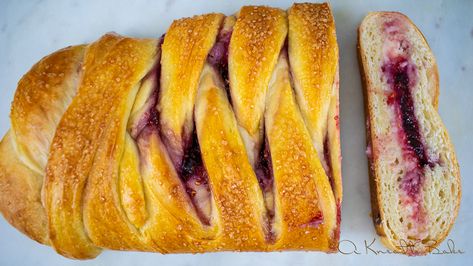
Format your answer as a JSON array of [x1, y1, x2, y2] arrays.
[[359, 12, 461, 254]]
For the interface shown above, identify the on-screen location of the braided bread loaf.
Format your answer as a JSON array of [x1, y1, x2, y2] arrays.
[[0, 3, 341, 259]]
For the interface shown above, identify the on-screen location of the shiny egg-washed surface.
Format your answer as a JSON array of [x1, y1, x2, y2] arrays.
[[0, 3, 341, 259]]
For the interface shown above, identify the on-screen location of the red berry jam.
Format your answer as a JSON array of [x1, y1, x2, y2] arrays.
[[208, 28, 233, 97], [255, 137, 274, 195], [381, 18, 434, 230], [180, 128, 212, 225], [131, 37, 212, 225], [381, 57, 432, 169], [255, 135, 276, 240]]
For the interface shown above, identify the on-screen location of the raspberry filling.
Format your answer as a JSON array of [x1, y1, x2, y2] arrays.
[[211, 24, 277, 239], [254, 136, 276, 241], [255, 137, 273, 197], [382, 57, 431, 170], [131, 37, 164, 139], [207, 27, 233, 98], [130, 82, 160, 140], [131, 37, 213, 225], [159, 24, 236, 226], [381, 21, 433, 228], [323, 136, 334, 191], [382, 57, 427, 222], [161, 25, 236, 225], [209, 23, 278, 239], [179, 128, 212, 225]]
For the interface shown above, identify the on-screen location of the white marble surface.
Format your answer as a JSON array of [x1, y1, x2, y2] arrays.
[[0, 0, 472, 265]]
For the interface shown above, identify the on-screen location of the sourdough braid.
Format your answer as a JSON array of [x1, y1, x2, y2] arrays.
[[0, 3, 341, 259]]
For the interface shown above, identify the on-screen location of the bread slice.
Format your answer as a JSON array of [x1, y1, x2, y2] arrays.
[[358, 12, 461, 255]]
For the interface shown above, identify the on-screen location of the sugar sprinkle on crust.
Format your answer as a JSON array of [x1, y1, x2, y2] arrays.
[[0, 3, 342, 259]]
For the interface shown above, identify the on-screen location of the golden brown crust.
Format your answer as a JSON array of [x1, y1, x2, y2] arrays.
[[358, 12, 461, 255], [43, 34, 158, 258], [0, 45, 86, 246], [195, 65, 268, 250], [327, 65, 342, 203], [0, 131, 49, 244], [134, 128, 216, 253], [1, 4, 343, 259], [159, 13, 224, 166], [288, 3, 341, 205], [288, 3, 338, 154], [11, 45, 86, 173], [266, 53, 337, 251], [228, 6, 287, 159]]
